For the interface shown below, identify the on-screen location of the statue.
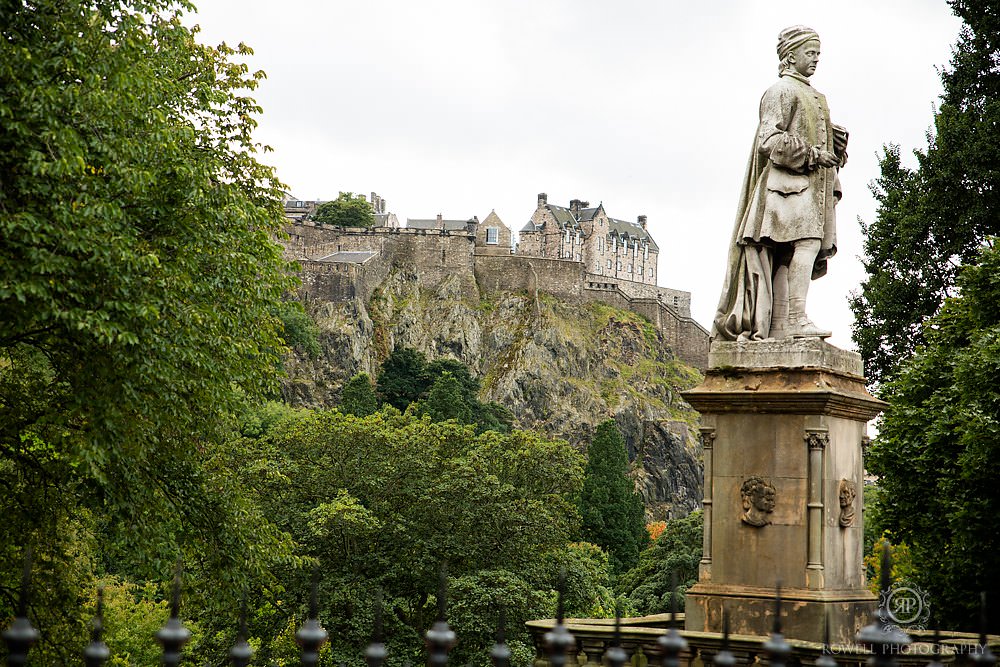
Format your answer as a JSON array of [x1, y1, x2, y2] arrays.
[[712, 26, 849, 341], [838, 478, 857, 527], [740, 476, 776, 527]]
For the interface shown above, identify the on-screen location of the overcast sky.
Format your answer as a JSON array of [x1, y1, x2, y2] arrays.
[[189, 1, 962, 351]]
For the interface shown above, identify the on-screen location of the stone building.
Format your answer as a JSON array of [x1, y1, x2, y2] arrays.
[[517, 193, 658, 286]]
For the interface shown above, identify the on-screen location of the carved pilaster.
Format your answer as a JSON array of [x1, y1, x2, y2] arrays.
[[804, 429, 829, 587], [699, 429, 715, 577]]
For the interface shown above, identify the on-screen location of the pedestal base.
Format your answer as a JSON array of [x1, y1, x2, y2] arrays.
[[683, 338, 885, 645], [685, 584, 875, 645]]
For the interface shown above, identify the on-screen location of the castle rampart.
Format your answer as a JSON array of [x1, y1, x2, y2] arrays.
[[285, 221, 709, 369]]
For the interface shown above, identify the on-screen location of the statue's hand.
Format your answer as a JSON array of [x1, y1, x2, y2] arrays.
[[817, 150, 840, 168]]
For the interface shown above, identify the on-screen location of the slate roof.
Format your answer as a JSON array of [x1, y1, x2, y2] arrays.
[[406, 218, 476, 232], [524, 203, 657, 249], [314, 251, 378, 264], [608, 217, 659, 250]]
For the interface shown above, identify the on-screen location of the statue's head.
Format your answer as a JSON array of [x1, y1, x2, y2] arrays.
[[839, 479, 857, 507], [777, 25, 821, 77]]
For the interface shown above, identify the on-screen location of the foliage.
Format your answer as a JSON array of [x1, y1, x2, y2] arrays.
[[239, 408, 588, 666], [275, 300, 321, 359], [0, 0, 300, 658], [850, 0, 1000, 385], [375, 348, 512, 433], [420, 372, 474, 424], [863, 537, 917, 596], [312, 192, 375, 228], [339, 372, 378, 417], [616, 510, 702, 615], [96, 577, 204, 667], [646, 521, 666, 542], [866, 242, 1000, 628], [376, 347, 432, 410], [578, 421, 648, 573]]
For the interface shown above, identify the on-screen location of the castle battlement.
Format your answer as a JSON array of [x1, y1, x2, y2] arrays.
[[283, 203, 709, 368]]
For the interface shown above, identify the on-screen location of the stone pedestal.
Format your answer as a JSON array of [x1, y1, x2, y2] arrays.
[[682, 338, 884, 645]]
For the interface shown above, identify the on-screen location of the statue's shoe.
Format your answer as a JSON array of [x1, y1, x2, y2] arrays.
[[788, 317, 832, 339]]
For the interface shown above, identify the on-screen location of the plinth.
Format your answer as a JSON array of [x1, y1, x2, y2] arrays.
[[682, 338, 885, 645]]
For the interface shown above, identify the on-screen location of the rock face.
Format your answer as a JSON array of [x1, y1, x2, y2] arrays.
[[282, 270, 704, 520]]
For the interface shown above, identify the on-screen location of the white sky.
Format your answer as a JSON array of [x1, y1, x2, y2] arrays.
[[189, 1, 962, 351]]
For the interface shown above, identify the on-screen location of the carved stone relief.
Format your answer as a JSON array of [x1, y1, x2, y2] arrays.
[[838, 479, 857, 527], [740, 476, 776, 527]]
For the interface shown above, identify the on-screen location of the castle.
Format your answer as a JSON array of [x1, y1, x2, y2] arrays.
[[282, 192, 709, 368]]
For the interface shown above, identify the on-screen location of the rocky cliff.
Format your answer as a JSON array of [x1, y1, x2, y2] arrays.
[[282, 269, 704, 520]]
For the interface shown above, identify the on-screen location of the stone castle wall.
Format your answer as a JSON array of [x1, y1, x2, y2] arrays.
[[285, 221, 709, 368]]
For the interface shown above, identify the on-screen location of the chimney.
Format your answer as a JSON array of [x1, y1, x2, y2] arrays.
[[569, 199, 582, 216], [537, 192, 547, 208], [638, 215, 647, 229], [437, 213, 444, 229]]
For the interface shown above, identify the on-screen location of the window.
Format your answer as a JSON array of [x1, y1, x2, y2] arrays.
[[649, 268, 654, 277], [575, 252, 581, 261], [598, 237, 604, 253], [486, 227, 499, 245], [616, 261, 622, 271], [576, 232, 582, 245], [644, 245, 649, 260], [607, 259, 612, 269], [565, 229, 571, 243], [612, 236, 616, 252], [627, 264, 633, 273]]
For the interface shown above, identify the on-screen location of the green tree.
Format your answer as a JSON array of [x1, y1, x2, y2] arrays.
[[241, 409, 589, 667], [866, 242, 1000, 629], [275, 299, 321, 359], [312, 192, 375, 228], [420, 371, 474, 424], [616, 511, 702, 615], [578, 420, 648, 573], [376, 347, 431, 410], [0, 0, 298, 657], [340, 372, 378, 417], [850, 0, 1000, 385]]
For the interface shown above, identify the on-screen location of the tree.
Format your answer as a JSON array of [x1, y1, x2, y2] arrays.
[[242, 408, 589, 667], [376, 347, 431, 410], [866, 242, 1000, 630], [578, 420, 648, 573], [312, 192, 375, 228], [421, 371, 474, 424], [850, 0, 1000, 385], [616, 510, 702, 615], [340, 372, 378, 417], [0, 0, 297, 656]]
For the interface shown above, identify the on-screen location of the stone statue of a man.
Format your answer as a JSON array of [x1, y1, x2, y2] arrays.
[[712, 26, 848, 341]]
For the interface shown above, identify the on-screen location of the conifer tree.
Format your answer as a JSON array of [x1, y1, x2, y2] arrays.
[[340, 372, 378, 416], [579, 420, 648, 573]]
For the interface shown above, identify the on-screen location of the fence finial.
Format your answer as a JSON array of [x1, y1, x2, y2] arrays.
[[658, 572, 688, 667], [604, 605, 628, 667], [490, 606, 511, 667], [296, 576, 328, 667], [971, 593, 995, 667], [544, 569, 575, 667], [856, 541, 911, 667], [713, 611, 735, 667], [84, 587, 111, 667], [426, 565, 456, 667], [156, 565, 192, 667], [365, 589, 387, 667], [2, 548, 40, 667], [764, 582, 791, 667], [229, 603, 253, 667]]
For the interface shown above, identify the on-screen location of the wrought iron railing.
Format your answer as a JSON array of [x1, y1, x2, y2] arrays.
[[1, 547, 996, 666]]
